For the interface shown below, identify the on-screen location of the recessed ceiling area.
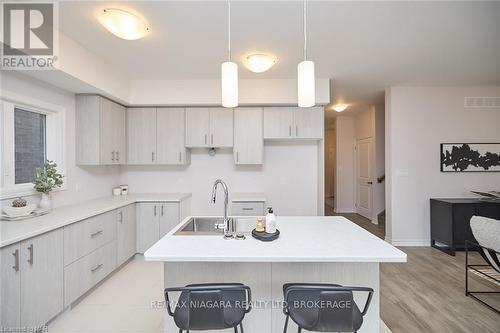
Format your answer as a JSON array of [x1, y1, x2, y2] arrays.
[[60, 1, 500, 107]]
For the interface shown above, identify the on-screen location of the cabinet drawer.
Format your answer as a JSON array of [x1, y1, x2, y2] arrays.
[[63, 211, 117, 266], [64, 241, 117, 306], [232, 202, 265, 216]]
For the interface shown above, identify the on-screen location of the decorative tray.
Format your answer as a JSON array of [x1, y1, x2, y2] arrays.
[[251, 229, 280, 242], [1, 208, 50, 221]]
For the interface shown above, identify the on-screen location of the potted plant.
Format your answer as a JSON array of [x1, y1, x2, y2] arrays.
[[33, 160, 63, 210]]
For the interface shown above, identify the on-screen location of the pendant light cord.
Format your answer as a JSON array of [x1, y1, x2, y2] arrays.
[[228, 0, 231, 62], [303, 0, 307, 61]]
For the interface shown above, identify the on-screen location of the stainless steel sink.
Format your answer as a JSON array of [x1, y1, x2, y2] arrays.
[[173, 217, 256, 235]]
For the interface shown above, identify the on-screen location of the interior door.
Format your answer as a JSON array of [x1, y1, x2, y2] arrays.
[[356, 138, 373, 219], [209, 108, 233, 147], [20, 229, 63, 328], [127, 108, 157, 164], [185, 108, 210, 147], [157, 108, 187, 164]]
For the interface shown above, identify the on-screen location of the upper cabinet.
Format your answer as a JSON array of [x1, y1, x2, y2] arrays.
[[76, 95, 126, 165], [234, 108, 263, 165], [263, 107, 323, 140], [127, 108, 189, 165], [185, 108, 233, 148]]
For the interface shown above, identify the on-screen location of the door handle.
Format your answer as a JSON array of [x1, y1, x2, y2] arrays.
[[12, 249, 19, 271], [367, 181, 373, 185], [27, 244, 33, 265]]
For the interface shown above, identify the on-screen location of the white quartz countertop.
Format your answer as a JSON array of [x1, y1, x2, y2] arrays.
[[144, 216, 407, 263], [231, 193, 267, 202], [0, 193, 191, 248]]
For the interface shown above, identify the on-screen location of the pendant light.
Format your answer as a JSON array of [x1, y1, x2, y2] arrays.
[[221, 0, 238, 108], [297, 0, 315, 108]]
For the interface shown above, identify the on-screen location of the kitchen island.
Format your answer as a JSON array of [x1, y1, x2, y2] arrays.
[[145, 216, 406, 333]]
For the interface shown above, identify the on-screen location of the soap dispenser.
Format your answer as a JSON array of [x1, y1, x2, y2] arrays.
[[265, 207, 277, 234]]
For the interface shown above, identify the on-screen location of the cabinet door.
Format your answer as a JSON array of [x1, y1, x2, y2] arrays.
[[210, 108, 233, 147], [185, 108, 210, 147], [157, 108, 189, 164], [100, 97, 116, 164], [293, 107, 323, 139], [263, 107, 294, 139], [137, 203, 160, 253], [0, 243, 21, 329], [117, 205, 137, 265], [159, 203, 180, 238], [234, 108, 263, 164], [113, 103, 127, 163], [20, 229, 63, 328], [127, 108, 157, 164]]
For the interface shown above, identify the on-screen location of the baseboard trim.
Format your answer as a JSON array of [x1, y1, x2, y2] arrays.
[[391, 239, 430, 246]]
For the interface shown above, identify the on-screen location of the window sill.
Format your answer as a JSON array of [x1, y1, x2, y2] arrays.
[[0, 185, 67, 200]]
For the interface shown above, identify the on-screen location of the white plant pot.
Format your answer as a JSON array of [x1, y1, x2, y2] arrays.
[[39, 193, 52, 210]]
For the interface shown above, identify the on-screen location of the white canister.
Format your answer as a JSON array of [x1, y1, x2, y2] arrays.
[[112, 187, 122, 196]]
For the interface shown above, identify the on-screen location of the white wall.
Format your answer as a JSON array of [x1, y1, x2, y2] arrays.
[[1, 72, 121, 208], [373, 104, 385, 223], [386, 86, 500, 246], [120, 143, 319, 216], [335, 116, 355, 212]]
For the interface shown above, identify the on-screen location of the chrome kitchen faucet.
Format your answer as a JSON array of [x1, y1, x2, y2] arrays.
[[211, 179, 235, 239]]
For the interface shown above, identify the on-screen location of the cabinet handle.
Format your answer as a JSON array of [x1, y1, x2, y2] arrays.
[[242, 208, 254, 211], [204, 134, 207, 145], [116, 151, 120, 162], [91, 263, 103, 273], [236, 151, 239, 163], [211, 134, 214, 145], [152, 152, 155, 162], [27, 244, 33, 265], [154, 205, 157, 216], [12, 249, 19, 271], [90, 230, 103, 238], [112, 151, 115, 162], [296, 125, 298, 137], [161, 205, 164, 216], [119, 211, 123, 223], [179, 152, 182, 163], [289, 125, 292, 137]]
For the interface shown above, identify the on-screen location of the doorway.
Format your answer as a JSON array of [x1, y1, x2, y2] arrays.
[[324, 120, 336, 215]]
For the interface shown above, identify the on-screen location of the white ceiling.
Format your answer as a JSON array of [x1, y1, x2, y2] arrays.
[[60, 1, 500, 107]]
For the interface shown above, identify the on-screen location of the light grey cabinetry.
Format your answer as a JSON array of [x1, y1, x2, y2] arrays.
[[263, 107, 323, 139], [76, 95, 126, 165], [185, 108, 233, 148], [234, 107, 263, 164], [0, 230, 63, 329], [116, 204, 137, 265], [232, 202, 265, 216], [137, 202, 181, 253], [127, 108, 157, 164], [0, 243, 21, 329]]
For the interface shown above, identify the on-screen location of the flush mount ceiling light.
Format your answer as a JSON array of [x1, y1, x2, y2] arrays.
[[98, 8, 149, 40], [332, 104, 348, 112], [297, 0, 315, 108], [221, 0, 238, 108], [244, 54, 277, 73]]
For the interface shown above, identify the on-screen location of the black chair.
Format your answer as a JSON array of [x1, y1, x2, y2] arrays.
[[282, 283, 373, 333], [164, 283, 252, 333]]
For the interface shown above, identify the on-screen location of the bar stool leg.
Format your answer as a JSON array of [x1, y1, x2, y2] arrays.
[[283, 314, 289, 333], [240, 323, 244, 333], [298, 327, 302, 333], [234, 326, 238, 333]]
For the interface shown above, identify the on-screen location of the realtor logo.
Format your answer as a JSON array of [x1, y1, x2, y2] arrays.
[[2, 2, 58, 69]]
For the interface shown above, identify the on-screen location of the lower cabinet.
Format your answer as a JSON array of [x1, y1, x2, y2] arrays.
[[116, 204, 137, 265], [0, 229, 63, 329], [137, 202, 180, 253]]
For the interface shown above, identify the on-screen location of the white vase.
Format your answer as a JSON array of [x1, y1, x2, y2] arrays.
[[39, 193, 52, 210]]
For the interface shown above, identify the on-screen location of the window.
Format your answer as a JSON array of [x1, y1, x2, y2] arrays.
[[14, 108, 47, 184], [1, 92, 65, 199]]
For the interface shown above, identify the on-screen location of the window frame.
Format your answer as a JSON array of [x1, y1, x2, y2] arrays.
[[1, 90, 66, 199]]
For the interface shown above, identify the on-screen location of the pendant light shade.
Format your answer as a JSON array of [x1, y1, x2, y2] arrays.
[[221, 61, 238, 108], [297, 0, 315, 108], [221, 0, 238, 108], [298, 60, 315, 108]]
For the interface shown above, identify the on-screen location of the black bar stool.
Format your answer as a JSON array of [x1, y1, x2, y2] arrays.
[[164, 283, 252, 333], [282, 283, 373, 333]]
